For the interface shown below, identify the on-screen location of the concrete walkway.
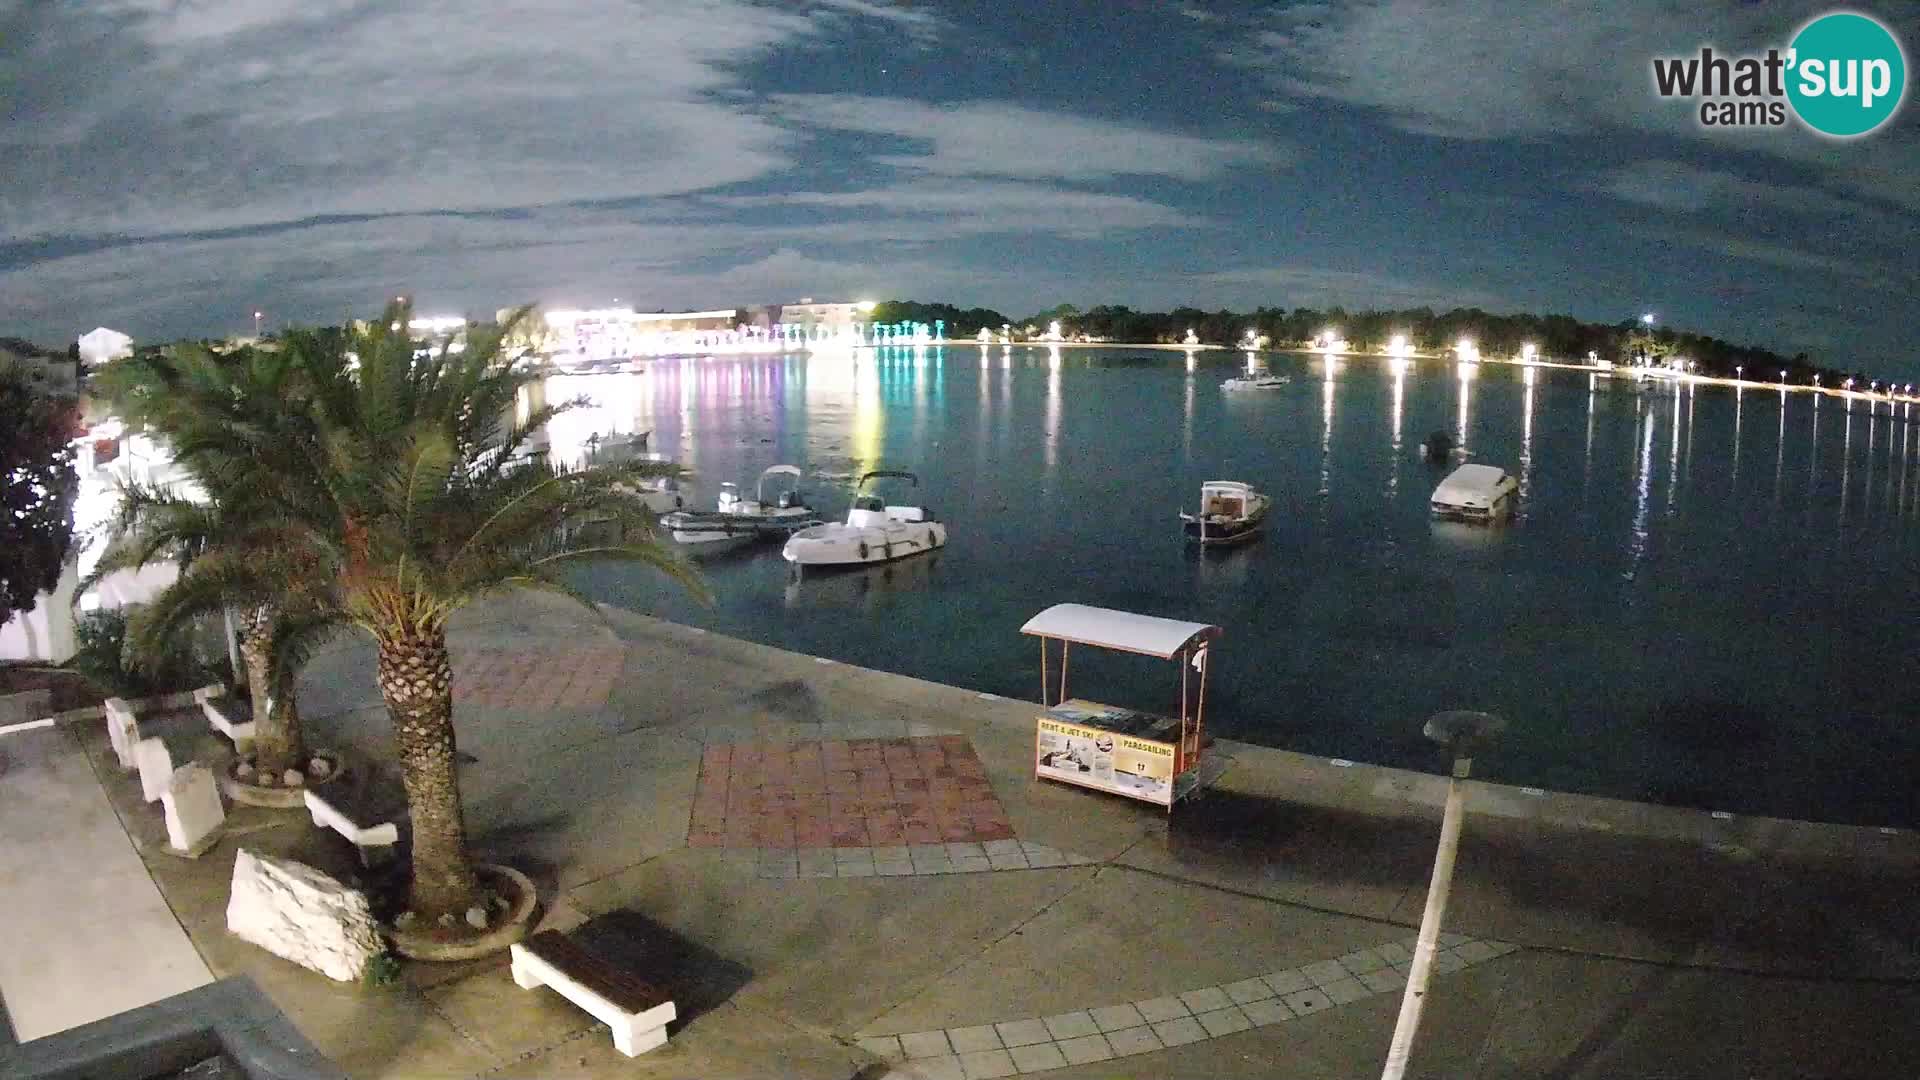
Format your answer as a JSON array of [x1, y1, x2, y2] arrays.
[[7, 590, 1920, 1077], [0, 723, 212, 1041]]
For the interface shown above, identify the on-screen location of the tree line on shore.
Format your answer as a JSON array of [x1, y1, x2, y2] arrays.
[[870, 300, 1859, 388]]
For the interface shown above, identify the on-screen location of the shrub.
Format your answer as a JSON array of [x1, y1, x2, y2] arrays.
[[69, 608, 220, 698]]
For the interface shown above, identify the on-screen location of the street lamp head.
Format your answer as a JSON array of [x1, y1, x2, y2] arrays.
[[1641, 312, 1655, 326]]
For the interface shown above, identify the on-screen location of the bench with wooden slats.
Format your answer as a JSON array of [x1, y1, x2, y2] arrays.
[[510, 930, 677, 1056]]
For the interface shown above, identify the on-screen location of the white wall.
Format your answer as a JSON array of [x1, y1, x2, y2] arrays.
[[0, 559, 79, 663]]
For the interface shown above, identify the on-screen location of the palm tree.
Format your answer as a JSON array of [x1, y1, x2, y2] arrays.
[[264, 305, 702, 924], [90, 345, 339, 781]]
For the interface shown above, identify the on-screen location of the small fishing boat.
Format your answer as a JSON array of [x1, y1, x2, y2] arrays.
[[1180, 480, 1271, 546], [1221, 375, 1292, 392], [580, 436, 680, 514], [782, 470, 947, 568], [663, 464, 819, 544], [1430, 464, 1518, 522]]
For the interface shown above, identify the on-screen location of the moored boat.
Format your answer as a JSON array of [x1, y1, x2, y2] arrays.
[[1221, 375, 1291, 392], [782, 470, 947, 568], [663, 464, 820, 544], [1430, 463, 1518, 522], [1180, 480, 1270, 546]]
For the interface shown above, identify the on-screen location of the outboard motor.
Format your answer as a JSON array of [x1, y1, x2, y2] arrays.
[[1422, 431, 1455, 463]]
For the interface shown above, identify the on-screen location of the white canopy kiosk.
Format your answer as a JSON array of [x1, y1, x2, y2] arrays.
[[1019, 604, 1222, 810]]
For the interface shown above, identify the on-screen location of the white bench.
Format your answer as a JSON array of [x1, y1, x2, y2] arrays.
[[510, 931, 676, 1056], [195, 687, 256, 751], [104, 697, 141, 770], [302, 786, 400, 865]]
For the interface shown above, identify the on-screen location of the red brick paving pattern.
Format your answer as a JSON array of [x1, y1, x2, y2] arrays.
[[689, 737, 1016, 849], [452, 645, 627, 710]]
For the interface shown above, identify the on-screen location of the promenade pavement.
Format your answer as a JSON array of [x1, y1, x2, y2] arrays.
[[5, 589, 1917, 1078]]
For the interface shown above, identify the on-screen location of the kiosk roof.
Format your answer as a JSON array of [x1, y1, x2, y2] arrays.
[[1020, 604, 1222, 659]]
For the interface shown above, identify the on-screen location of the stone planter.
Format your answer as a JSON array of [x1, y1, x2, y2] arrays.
[[386, 864, 537, 962], [221, 750, 346, 809]]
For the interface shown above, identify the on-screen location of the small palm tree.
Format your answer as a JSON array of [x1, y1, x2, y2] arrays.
[[90, 345, 340, 779], [268, 305, 702, 924]]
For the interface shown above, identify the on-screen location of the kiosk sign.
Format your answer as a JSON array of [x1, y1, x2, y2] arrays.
[[1036, 716, 1175, 806]]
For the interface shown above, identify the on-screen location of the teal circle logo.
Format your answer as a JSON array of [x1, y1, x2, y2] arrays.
[[1787, 12, 1906, 137]]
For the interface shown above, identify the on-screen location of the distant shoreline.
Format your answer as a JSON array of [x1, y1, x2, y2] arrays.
[[856, 340, 1919, 408]]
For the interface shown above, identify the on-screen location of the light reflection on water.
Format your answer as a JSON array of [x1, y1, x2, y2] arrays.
[[564, 347, 1920, 827]]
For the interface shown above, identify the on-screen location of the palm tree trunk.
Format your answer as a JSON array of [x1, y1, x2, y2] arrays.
[[378, 628, 479, 921], [239, 606, 304, 777]]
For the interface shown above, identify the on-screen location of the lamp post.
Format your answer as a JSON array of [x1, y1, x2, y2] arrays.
[[252, 310, 263, 337], [1380, 709, 1505, 1080]]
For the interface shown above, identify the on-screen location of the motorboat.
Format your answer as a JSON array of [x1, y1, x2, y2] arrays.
[[782, 469, 947, 568], [663, 464, 820, 545], [783, 549, 938, 609], [581, 436, 679, 514], [1430, 464, 1518, 522], [1180, 481, 1271, 546], [1221, 375, 1292, 392]]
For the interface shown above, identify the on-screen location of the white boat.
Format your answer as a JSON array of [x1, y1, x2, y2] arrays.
[[663, 464, 819, 544], [1221, 375, 1292, 392], [1180, 480, 1271, 546], [583, 437, 680, 514], [782, 470, 946, 568], [1430, 464, 1517, 522]]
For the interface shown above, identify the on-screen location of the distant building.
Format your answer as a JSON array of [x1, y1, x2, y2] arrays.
[[76, 326, 133, 367], [776, 299, 871, 337], [507, 306, 745, 361]]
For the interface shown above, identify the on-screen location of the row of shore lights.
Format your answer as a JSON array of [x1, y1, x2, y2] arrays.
[[1252, 325, 1919, 402], [1244, 326, 1503, 365]]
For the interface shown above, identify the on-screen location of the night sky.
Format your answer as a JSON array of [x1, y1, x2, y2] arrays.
[[2, 2, 1914, 374]]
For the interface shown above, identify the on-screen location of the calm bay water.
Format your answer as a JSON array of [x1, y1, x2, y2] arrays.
[[566, 346, 1920, 827]]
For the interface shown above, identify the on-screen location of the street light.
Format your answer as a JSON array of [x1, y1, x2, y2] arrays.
[[1380, 710, 1505, 1080], [252, 310, 263, 336]]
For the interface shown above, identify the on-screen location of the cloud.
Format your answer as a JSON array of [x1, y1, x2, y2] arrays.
[[1592, 159, 1916, 227], [1186, 265, 1512, 313], [1232, 1, 1780, 140], [0, 1, 938, 241], [1594, 160, 1920, 289], [811, 0, 944, 36], [706, 177, 1198, 236], [768, 94, 1291, 181], [0, 176, 1202, 345], [1231, 0, 1920, 224]]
